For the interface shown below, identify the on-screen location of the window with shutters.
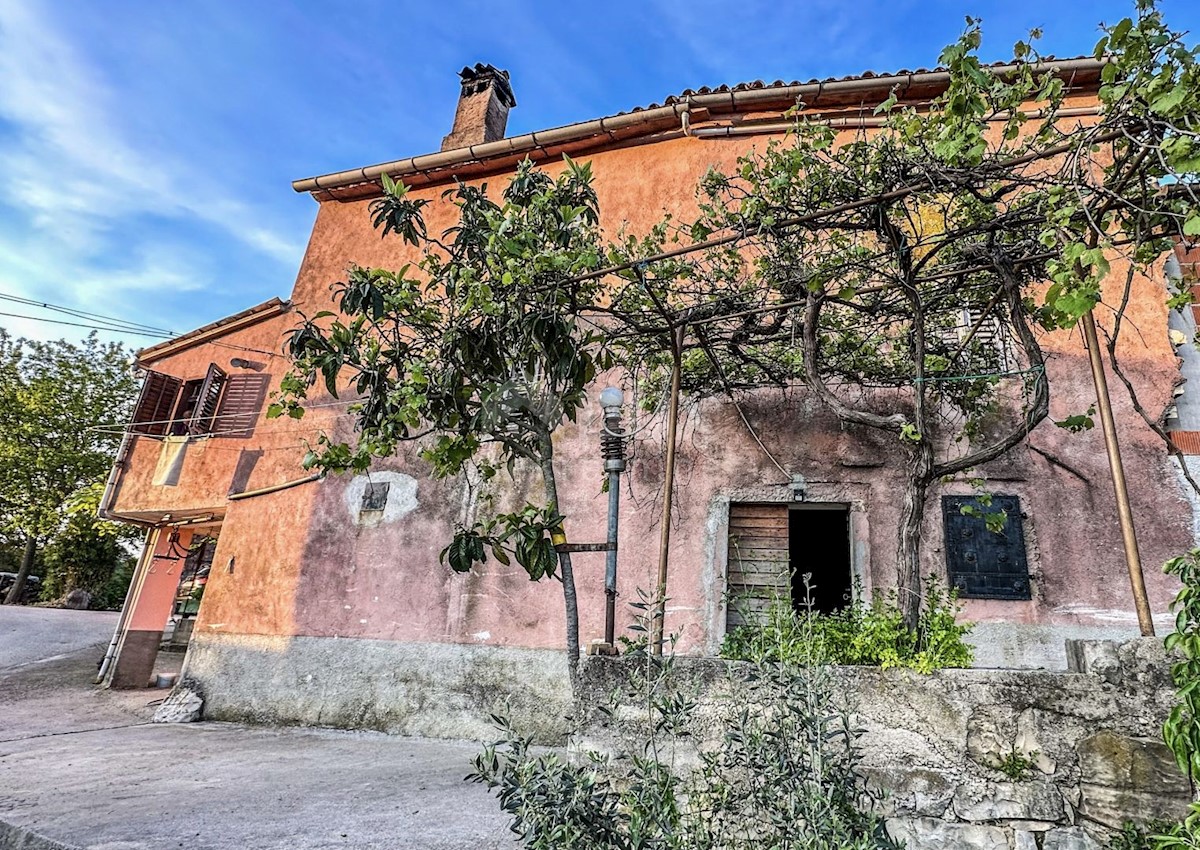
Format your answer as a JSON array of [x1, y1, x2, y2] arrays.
[[130, 364, 265, 438], [942, 495, 1031, 600], [725, 502, 853, 632]]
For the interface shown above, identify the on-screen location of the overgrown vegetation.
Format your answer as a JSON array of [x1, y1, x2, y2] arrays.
[[992, 748, 1039, 781], [472, 604, 900, 849], [1150, 549, 1200, 849], [720, 577, 973, 673], [0, 331, 138, 605], [1105, 819, 1186, 850]]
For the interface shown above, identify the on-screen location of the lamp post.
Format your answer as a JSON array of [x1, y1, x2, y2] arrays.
[[599, 387, 626, 648]]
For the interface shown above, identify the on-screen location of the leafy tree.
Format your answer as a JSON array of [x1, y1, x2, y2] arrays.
[[0, 331, 137, 604], [602, 3, 1200, 626], [39, 512, 135, 604], [273, 159, 606, 666]]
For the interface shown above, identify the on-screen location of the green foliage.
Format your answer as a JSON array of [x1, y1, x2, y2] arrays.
[[1154, 550, 1200, 850], [274, 156, 608, 661], [0, 332, 136, 540], [39, 513, 135, 605], [1162, 549, 1200, 780], [1055, 405, 1097, 434], [471, 610, 900, 849], [440, 503, 564, 581], [721, 577, 973, 674], [992, 748, 1039, 781], [1105, 819, 1185, 850]]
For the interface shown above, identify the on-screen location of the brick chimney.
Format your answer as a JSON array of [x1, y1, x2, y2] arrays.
[[441, 64, 516, 151]]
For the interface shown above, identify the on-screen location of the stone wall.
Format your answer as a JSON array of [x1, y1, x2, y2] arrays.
[[573, 639, 1192, 850]]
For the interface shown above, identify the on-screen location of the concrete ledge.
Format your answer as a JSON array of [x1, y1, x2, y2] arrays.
[[0, 820, 81, 850], [184, 632, 572, 743]]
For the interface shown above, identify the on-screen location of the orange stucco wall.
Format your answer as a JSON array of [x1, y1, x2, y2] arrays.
[[127, 527, 196, 632], [110, 85, 1193, 660]]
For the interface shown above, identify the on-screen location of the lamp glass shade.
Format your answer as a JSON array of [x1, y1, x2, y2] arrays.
[[599, 387, 624, 409]]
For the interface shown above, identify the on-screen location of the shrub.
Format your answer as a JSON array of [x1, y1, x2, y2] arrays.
[[720, 576, 973, 673], [471, 604, 901, 849]]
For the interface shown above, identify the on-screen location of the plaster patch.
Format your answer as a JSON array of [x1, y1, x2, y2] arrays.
[[343, 472, 419, 525], [472, 631, 491, 642]]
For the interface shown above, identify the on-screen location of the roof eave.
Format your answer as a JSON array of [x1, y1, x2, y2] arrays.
[[292, 57, 1108, 201]]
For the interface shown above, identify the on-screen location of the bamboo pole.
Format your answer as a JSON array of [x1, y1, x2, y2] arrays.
[[1080, 309, 1154, 636]]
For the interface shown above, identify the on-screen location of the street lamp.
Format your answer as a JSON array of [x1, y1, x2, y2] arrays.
[[599, 387, 626, 648]]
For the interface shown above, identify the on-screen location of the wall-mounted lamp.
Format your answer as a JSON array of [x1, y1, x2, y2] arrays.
[[599, 386, 627, 649], [230, 358, 265, 371], [791, 474, 808, 503], [599, 387, 626, 475]]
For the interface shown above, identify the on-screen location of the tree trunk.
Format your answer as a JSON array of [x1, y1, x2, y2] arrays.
[[540, 454, 581, 674], [896, 447, 933, 630], [4, 535, 37, 605]]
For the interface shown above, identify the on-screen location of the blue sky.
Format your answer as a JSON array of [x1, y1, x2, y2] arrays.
[[1, 0, 1198, 348]]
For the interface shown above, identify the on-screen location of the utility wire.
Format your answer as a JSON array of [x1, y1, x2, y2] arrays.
[[0, 311, 174, 339], [0, 292, 176, 335]]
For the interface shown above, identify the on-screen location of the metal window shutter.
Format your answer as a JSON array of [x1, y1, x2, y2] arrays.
[[188, 363, 227, 436], [726, 503, 790, 629], [130, 371, 182, 436], [942, 495, 1031, 600], [212, 374, 270, 436]]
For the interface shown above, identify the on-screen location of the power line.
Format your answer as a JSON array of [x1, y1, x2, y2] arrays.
[[0, 292, 176, 336], [0, 311, 173, 338]]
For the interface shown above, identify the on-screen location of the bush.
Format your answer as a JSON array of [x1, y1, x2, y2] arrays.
[[39, 515, 134, 606], [471, 603, 901, 850], [1105, 820, 1185, 850], [720, 576, 973, 673]]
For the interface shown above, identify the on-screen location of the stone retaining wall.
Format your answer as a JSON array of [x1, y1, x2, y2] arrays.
[[573, 639, 1192, 849]]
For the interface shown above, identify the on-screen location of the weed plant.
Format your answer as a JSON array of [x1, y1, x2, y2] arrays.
[[720, 575, 973, 673], [470, 590, 901, 849]]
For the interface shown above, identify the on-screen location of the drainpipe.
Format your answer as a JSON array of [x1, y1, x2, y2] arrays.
[[97, 429, 134, 523], [227, 473, 322, 501], [95, 526, 155, 684]]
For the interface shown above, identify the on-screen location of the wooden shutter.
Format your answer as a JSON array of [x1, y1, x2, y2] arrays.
[[130, 371, 182, 436], [188, 364, 227, 436], [212, 374, 270, 437], [726, 503, 791, 629]]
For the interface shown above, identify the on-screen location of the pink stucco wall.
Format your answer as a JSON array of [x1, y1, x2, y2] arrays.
[[110, 85, 1193, 660]]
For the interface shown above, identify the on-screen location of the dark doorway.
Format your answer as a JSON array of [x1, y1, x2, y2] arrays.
[[789, 506, 853, 614]]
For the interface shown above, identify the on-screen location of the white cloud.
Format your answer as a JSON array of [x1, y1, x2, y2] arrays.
[[0, 0, 303, 341]]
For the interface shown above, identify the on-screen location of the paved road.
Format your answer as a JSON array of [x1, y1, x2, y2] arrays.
[[0, 605, 118, 671], [0, 623, 516, 849]]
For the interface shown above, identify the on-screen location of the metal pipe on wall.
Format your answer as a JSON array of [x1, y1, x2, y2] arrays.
[[95, 526, 157, 684]]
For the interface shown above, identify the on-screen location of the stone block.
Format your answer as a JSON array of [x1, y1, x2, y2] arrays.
[[863, 766, 955, 817], [887, 817, 1009, 850], [1043, 826, 1102, 850], [153, 685, 204, 723], [1077, 730, 1192, 823], [1065, 640, 1121, 683], [953, 781, 1064, 822]]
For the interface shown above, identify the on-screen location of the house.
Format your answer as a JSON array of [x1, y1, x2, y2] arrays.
[[98, 60, 1195, 739]]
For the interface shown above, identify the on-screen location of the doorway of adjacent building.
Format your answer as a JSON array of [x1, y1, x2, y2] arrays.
[[726, 502, 853, 630]]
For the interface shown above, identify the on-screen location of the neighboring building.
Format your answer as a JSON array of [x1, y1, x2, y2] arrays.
[[99, 60, 1195, 739]]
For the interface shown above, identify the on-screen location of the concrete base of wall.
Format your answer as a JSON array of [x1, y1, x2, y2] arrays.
[[967, 621, 1172, 670], [108, 629, 162, 689], [183, 633, 573, 743]]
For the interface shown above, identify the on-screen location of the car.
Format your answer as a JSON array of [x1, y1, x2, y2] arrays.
[[0, 572, 41, 604]]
